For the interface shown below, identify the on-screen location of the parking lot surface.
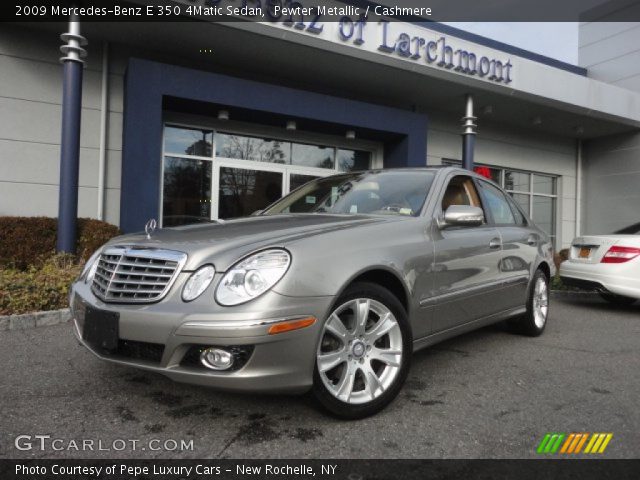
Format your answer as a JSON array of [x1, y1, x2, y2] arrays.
[[1, 295, 638, 459]]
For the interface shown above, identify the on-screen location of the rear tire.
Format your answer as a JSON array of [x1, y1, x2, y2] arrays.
[[312, 282, 412, 419], [599, 292, 637, 306], [509, 269, 549, 337]]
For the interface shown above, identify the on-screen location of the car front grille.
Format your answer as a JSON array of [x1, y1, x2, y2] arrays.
[[91, 246, 187, 303]]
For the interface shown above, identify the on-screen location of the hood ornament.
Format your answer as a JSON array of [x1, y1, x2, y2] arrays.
[[145, 218, 157, 239]]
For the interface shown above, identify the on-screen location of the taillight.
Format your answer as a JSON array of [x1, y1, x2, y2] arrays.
[[601, 246, 640, 264]]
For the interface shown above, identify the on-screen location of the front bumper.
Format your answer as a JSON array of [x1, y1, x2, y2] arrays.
[[70, 277, 334, 393], [560, 261, 640, 300]]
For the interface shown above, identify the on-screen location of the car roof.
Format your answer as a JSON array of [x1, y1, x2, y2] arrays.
[[350, 166, 496, 183]]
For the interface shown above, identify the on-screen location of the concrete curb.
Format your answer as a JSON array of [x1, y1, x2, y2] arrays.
[[0, 308, 71, 331]]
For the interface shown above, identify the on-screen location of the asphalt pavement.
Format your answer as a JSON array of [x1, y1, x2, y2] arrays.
[[1, 295, 638, 459]]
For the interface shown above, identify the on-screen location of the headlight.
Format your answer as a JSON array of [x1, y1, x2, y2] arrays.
[[182, 265, 216, 302], [215, 249, 291, 306], [81, 249, 102, 284]]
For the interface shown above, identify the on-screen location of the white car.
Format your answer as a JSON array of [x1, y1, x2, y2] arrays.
[[560, 224, 640, 306]]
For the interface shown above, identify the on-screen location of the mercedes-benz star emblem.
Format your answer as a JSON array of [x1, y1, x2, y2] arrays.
[[145, 218, 157, 239]]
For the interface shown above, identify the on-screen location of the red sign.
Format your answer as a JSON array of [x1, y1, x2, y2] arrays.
[[474, 166, 492, 179]]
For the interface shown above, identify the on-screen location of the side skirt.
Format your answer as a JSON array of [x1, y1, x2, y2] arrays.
[[412, 306, 526, 352]]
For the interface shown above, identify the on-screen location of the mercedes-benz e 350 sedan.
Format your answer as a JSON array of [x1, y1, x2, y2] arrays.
[[70, 167, 555, 418]]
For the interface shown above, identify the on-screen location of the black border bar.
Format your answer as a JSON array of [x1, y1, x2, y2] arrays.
[[2, 459, 640, 480], [4, 0, 640, 22]]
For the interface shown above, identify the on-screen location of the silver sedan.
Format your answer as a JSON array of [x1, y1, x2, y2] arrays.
[[70, 167, 555, 418]]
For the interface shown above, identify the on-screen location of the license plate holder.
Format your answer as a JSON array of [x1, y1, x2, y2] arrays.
[[83, 306, 119, 351], [579, 247, 592, 259]]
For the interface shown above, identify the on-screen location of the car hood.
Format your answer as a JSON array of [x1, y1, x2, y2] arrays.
[[104, 214, 404, 271]]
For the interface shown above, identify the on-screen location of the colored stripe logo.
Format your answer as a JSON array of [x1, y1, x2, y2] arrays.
[[537, 433, 613, 454]]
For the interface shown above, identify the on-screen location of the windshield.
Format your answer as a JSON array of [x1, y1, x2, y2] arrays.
[[263, 170, 435, 217]]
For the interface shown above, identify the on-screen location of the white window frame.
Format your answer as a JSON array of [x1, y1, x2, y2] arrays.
[[503, 170, 558, 247], [160, 115, 383, 224]]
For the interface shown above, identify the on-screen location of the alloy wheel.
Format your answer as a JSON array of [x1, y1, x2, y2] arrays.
[[317, 298, 403, 405], [533, 276, 549, 328]]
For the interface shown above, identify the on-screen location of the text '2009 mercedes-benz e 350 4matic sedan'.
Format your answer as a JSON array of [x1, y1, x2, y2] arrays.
[[70, 167, 555, 418]]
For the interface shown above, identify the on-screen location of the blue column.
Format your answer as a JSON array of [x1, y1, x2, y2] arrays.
[[462, 134, 475, 171], [56, 18, 87, 253], [461, 94, 476, 171]]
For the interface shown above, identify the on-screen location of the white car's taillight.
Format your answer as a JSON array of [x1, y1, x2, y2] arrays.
[[601, 246, 640, 264]]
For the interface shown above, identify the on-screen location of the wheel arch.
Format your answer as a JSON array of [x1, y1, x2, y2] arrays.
[[335, 266, 411, 317], [536, 260, 551, 281]]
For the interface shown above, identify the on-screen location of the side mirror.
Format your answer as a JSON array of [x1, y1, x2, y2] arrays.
[[438, 205, 484, 228]]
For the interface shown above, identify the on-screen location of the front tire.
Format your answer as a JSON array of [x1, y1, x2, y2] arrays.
[[509, 269, 549, 337], [599, 292, 637, 306], [312, 282, 412, 419]]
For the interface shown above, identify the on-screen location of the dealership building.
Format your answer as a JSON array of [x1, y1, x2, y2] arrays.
[[1, 4, 640, 249]]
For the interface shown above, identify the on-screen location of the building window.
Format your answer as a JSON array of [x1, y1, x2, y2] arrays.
[[164, 126, 213, 157], [505, 169, 557, 247], [215, 133, 291, 164], [291, 143, 335, 169], [443, 160, 558, 246], [162, 124, 374, 225], [337, 149, 371, 172], [162, 156, 212, 227], [219, 167, 283, 219]]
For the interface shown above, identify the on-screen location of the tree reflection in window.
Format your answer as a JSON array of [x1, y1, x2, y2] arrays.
[[162, 156, 212, 226], [219, 167, 283, 219], [291, 143, 334, 169], [337, 149, 371, 172], [164, 126, 212, 157], [216, 133, 290, 164]]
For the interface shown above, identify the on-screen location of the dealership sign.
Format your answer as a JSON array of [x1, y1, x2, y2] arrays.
[[375, 20, 513, 84], [178, 0, 514, 84]]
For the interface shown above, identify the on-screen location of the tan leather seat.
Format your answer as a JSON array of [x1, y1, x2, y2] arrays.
[[442, 184, 470, 211]]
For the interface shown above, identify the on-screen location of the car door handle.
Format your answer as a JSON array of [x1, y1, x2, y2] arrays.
[[489, 238, 502, 249], [527, 235, 538, 246]]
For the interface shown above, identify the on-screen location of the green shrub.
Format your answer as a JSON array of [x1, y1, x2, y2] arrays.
[[76, 218, 121, 261], [0, 216, 120, 315], [0, 254, 82, 315], [550, 248, 571, 291], [0, 216, 120, 270], [550, 274, 566, 291]]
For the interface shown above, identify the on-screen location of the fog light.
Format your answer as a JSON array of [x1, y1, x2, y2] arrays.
[[200, 347, 234, 370]]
